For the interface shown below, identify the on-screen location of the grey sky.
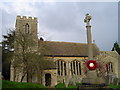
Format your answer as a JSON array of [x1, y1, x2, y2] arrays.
[[0, 1, 118, 51]]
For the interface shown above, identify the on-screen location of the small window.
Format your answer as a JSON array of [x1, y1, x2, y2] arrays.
[[25, 23, 29, 33]]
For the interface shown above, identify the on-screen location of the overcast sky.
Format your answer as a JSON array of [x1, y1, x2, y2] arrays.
[[0, 0, 118, 51]]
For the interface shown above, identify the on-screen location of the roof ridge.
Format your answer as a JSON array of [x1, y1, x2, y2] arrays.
[[40, 40, 88, 44]]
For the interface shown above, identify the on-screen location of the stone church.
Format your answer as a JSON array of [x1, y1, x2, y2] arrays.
[[10, 16, 120, 87]]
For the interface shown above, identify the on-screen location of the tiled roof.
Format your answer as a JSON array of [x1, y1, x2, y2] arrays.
[[38, 41, 100, 57]]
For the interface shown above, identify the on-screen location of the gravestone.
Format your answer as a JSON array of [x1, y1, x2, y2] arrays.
[[103, 76, 109, 85], [0, 72, 2, 80], [113, 78, 118, 85], [118, 78, 120, 85]]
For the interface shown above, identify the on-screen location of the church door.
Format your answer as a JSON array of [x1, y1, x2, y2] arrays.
[[45, 73, 51, 86]]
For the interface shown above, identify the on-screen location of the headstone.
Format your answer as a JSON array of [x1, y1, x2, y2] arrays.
[[68, 75, 77, 86], [118, 78, 120, 85], [113, 78, 118, 85], [0, 72, 2, 90], [109, 76, 113, 84], [103, 76, 109, 85], [0, 72, 2, 80], [65, 75, 71, 87], [117, 78, 119, 85]]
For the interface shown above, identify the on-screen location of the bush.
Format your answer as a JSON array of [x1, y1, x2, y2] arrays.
[[2, 80, 46, 88]]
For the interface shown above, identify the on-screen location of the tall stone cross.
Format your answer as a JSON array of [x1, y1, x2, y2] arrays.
[[84, 13, 92, 26], [84, 13, 93, 60], [82, 14, 104, 85]]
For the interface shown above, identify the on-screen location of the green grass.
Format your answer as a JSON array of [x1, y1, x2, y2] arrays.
[[0, 80, 2, 89], [2, 80, 120, 89], [55, 83, 78, 90], [67, 85, 77, 88], [55, 83, 81, 88], [67, 83, 81, 88], [55, 83, 66, 88], [2, 80, 46, 88], [109, 84, 120, 89]]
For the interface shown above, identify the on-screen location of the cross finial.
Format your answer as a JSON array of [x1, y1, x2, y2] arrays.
[[84, 13, 92, 25]]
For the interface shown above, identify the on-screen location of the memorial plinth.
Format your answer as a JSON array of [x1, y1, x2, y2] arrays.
[[82, 70, 105, 84]]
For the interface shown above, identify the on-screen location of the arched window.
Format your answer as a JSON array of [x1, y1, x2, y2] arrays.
[[71, 60, 81, 75], [55, 60, 66, 76], [25, 23, 29, 33], [106, 62, 113, 73]]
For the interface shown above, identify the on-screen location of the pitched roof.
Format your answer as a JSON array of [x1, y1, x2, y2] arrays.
[[38, 41, 100, 57]]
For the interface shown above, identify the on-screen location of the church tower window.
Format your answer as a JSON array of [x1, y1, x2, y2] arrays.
[[25, 23, 29, 33]]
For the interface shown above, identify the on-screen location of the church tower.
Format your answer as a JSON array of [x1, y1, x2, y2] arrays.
[[15, 16, 38, 51]]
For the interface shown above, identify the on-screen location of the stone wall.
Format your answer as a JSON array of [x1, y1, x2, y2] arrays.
[[95, 51, 119, 78], [118, 55, 120, 78]]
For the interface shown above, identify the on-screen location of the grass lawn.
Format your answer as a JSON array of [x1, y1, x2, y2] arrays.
[[55, 83, 80, 88], [0, 80, 2, 89], [2, 80, 120, 89], [2, 80, 46, 88], [109, 84, 120, 89]]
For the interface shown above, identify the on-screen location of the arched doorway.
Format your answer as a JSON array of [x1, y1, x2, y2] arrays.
[[45, 73, 51, 86]]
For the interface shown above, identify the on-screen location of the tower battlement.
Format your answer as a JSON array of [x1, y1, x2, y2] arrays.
[[17, 16, 37, 21]]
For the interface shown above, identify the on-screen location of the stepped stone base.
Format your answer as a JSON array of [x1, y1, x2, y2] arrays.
[[82, 70, 105, 84], [78, 84, 109, 90], [82, 78, 105, 84]]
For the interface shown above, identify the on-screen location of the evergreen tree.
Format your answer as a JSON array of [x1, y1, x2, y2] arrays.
[[112, 41, 120, 55], [2, 29, 15, 80]]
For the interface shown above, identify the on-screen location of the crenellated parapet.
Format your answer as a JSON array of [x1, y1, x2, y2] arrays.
[[16, 16, 37, 21]]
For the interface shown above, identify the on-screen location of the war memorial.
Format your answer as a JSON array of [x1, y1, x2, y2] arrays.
[[9, 14, 120, 89]]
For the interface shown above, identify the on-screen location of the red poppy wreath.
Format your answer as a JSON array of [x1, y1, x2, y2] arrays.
[[86, 60, 97, 70]]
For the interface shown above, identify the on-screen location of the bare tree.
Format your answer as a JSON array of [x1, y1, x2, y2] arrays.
[[12, 30, 50, 83]]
